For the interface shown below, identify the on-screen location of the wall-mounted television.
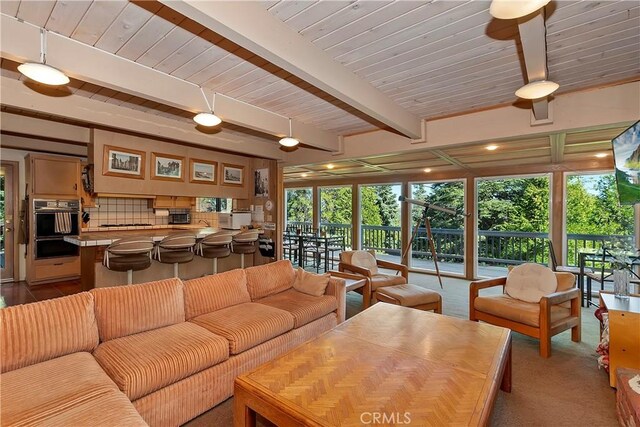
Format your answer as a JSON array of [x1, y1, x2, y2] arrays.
[[612, 120, 640, 205]]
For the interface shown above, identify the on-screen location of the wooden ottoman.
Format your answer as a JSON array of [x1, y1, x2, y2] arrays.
[[617, 367, 640, 427], [374, 284, 442, 313]]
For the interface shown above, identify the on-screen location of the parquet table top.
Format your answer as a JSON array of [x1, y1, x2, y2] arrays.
[[235, 303, 511, 427]]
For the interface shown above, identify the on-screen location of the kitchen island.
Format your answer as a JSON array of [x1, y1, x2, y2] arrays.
[[65, 226, 260, 290]]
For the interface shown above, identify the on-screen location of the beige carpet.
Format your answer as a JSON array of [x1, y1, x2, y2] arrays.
[[186, 273, 617, 427]]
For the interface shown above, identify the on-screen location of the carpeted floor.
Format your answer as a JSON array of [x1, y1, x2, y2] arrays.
[[185, 273, 617, 427]]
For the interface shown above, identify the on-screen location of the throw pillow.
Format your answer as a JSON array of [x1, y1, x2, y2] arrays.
[[505, 263, 557, 303], [350, 251, 379, 275], [293, 268, 330, 297]]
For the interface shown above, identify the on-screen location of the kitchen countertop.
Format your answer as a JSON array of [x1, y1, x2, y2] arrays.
[[65, 226, 252, 247]]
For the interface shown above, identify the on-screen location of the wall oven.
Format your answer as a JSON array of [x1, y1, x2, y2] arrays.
[[33, 199, 80, 259]]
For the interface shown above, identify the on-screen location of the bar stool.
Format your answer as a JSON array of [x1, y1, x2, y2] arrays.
[[197, 231, 232, 274], [153, 232, 197, 278], [232, 230, 260, 268], [103, 236, 155, 285]]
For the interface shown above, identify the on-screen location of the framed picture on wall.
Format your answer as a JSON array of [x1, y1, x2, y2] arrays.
[[254, 168, 269, 197], [222, 163, 244, 186], [151, 152, 184, 181], [103, 145, 145, 179], [189, 158, 217, 184]]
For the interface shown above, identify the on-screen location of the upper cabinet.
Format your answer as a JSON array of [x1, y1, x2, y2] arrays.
[[26, 154, 80, 197], [150, 196, 193, 209]]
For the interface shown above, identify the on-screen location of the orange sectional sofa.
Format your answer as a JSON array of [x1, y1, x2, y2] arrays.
[[0, 260, 346, 426]]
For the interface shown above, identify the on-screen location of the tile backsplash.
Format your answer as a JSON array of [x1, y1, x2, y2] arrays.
[[85, 198, 173, 227], [191, 211, 219, 228]]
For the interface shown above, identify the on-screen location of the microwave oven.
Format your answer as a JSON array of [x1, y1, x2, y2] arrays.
[[218, 212, 252, 230]]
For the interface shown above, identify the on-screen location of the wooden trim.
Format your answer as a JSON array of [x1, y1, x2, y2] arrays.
[[0, 130, 88, 147], [401, 182, 410, 266], [102, 145, 145, 179], [352, 185, 360, 250], [551, 171, 565, 266], [277, 166, 284, 260], [221, 163, 245, 187], [150, 152, 185, 182], [188, 158, 217, 185], [1, 160, 20, 282], [465, 177, 476, 280]]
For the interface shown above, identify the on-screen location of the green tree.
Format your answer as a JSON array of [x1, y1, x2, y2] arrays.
[[319, 187, 352, 224], [285, 189, 312, 225]]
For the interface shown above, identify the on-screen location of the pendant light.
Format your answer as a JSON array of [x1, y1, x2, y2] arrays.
[[279, 118, 299, 147], [18, 28, 69, 86], [489, 0, 551, 19], [193, 88, 222, 127], [515, 80, 559, 99]]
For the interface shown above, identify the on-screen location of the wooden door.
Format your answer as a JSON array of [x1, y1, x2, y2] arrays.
[[32, 157, 79, 196], [1, 161, 18, 282]]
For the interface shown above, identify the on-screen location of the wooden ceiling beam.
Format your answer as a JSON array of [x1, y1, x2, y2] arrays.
[[517, 11, 550, 121], [0, 76, 284, 160], [161, 0, 423, 139], [550, 133, 566, 163], [0, 14, 339, 152]]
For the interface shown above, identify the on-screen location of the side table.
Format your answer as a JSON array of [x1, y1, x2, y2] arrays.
[[329, 271, 371, 309], [600, 292, 640, 387]]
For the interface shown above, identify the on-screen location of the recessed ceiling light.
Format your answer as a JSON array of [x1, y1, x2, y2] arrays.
[[423, 168, 432, 173], [485, 144, 499, 151], [595, 153, 609, 158], [515, 80, 560, 100], [490, 0, 551, 19], [301, 173, 308, 177], [326, 164, 335, 169]]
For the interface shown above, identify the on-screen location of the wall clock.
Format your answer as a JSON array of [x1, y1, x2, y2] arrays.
[[265, 200, 273, 211]]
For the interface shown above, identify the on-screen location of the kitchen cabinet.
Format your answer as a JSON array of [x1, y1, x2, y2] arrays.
[[150, 196, 194, 209], [80, 163, 97, 208], [27, 154, 80, 197]]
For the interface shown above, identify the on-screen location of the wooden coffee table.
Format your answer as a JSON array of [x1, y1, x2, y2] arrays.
[[234, 303, 512, 426]]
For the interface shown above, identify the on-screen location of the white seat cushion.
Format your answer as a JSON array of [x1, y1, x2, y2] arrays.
[[505, 263, 557, 303], [351, 251, 379, 275]]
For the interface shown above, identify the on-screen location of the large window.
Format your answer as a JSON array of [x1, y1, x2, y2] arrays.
[[565, 173, 635, 266], [359, 184, 402, 263], [409, 180, 465, 275], [319, 186, 352, 249], [285, 188, 313, 233], [476, 175, 550, 277]]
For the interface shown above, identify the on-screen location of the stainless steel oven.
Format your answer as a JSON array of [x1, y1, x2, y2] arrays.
[[33, 199, 80, 259]]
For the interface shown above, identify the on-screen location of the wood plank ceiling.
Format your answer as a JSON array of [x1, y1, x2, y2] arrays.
[[0, 0, 637, 180], [1, 0, 638, 138]]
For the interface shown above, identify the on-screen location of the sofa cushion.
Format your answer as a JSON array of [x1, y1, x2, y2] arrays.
[[93, 322, 228, 401], [190, 302, 294, 355], [474, 294, 571, 328], [245, 260, 295, 300], [257, 289, 337, 328], [351, 250, 379, 275], [0, 352, 146, 426], [91, 278, 185, 342], [0, 293, 98, 373], [292, 268, 330, 297], [370, 273, 407, 290], [505, 263, 557, 303], [183, 269, 250, 319]]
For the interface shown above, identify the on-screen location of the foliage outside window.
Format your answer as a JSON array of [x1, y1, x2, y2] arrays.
[[565, 173, 634, 265], [359, 184, 402, 259], [410, 181, 464, 273], [319, 186, 352, 248], [196, 198, 231, 213], [285, 188, 313, 232]]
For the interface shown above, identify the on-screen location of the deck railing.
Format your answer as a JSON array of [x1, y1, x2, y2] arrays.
[[285, 221, 633, 267]]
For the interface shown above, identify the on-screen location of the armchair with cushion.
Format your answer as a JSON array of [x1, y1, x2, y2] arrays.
[[339, 250, 408, 303], [469, 263, 581, 358]]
